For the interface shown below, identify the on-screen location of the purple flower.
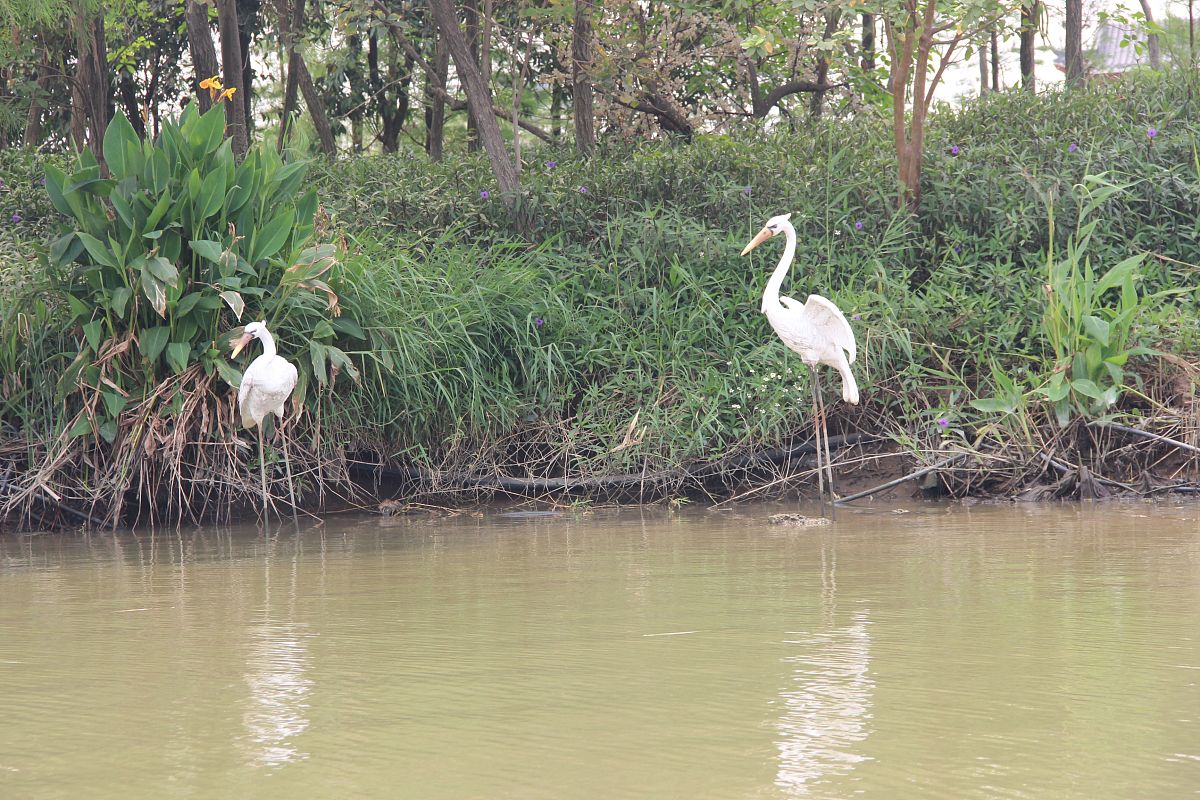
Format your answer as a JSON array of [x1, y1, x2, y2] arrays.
[[743, 186, 752, 196], [534, 317, 545, 328], [854, 221, 863, 230], [851, 314, 862, 321], [480, 190, 490, 200], [0, 179, 5, 189], [937, 417, 950, 428], [950, 145, 960, 156], [545, 160, 557, 170], [578, 186, 588, 193], [9, 213, 21, 224], [39, 177, 46, 186], [1068, 142, 1078, 153], [1147, 127, 1158, 140], [953, 244, 962, 254]]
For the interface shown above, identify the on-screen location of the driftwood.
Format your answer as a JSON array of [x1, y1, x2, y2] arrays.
[[1091, 421, 1200, 456], [835, 453, 967, 505]]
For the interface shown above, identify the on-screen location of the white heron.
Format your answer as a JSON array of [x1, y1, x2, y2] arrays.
[[741, 213, 859, 508], [231, 320, 299, 522]]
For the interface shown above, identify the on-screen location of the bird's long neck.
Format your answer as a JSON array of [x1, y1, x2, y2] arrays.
[[761, 221, 796, 313], [257, 329, 277, 359]]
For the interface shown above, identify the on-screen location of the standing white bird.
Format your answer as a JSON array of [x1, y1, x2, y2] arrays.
[[741, 212, 859, 508], [231, 320, 299, 522]]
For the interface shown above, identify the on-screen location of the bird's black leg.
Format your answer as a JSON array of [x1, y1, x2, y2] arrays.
[[814, 370, 836, 519], [279, 414, 299, 526], [810, 371, 826, 516]]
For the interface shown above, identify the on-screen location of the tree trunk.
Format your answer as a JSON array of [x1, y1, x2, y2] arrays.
[[185, 1, 220, 114], [571, 0, 595, 155], [118, 72, 147, 137], [464, 0, 481, 152], [277, 0, 306, 151], [215, 0, 249, 156], [990, 29, 999, 89], [23, 46, 51, 146], [70, 2, 109, 161], [429, 0, 519, 199], [978, 34, 990, 93], [1064, 0, 1084, 86], [296, 57, 336, 156], [368, 30, 394, 151], [1020, 2, 1037, 92], [425, 25, 448, 161], [239, 7, 257, 135], [809, 8, 842, 116], [1137, 0, 1161, 69], [861, 13, 875, 72]]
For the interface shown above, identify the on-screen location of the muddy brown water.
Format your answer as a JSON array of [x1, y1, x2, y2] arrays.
[[2, 502, 1199, 799]]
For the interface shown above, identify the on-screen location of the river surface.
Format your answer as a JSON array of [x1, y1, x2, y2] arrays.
[[2, 502, 1199, 799]]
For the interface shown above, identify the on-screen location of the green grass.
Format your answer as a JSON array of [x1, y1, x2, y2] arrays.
[[2, 70, 1199, 525]]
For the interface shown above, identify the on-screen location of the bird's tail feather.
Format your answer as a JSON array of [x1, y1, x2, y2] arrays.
[[840, 367, 860, 405]]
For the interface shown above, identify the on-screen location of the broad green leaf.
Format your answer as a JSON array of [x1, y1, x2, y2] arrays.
[[102, 391, 128, 417], [190, 239, 224, 263], [313, 320, 335, 339], [215, 358, 242, 388], [326, 346, 360, 382], [103, 111, 139, 179], [331, 316, 366, 339], [197, 166, 227, 220], [99, 419, 118, 444], [141, 270, 168, 317], [111, 286, 133, 318], [82, 319, 103, 352], [1070, 378, 1106, 401], [190, 105, 227, 155], [139, 325, 170, 363], [76, 232, 118, 269], [219, 290, 245, 320], [166, 342, 191, 374], [67, 415, 94, 438], [1084, 314, 1108, 345], [309, 340, 328, 387], [146, 256, 179, 285], [145, 192, 172, 230], [44, 165, 73, 215], [969, 398, 1015, 414], [175, 291, 205, 318], [252, 208, 295, 263], [187, 168, 201, 201], [1095, 254, 1145, 295]]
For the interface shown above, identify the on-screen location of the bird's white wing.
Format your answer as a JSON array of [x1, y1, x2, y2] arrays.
[[802, 294, 857, 362], [238, 365, 254, 408]]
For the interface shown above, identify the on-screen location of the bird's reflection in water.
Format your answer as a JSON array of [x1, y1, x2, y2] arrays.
[[242, 621, 313, 768], [775, 539, 873, 794]]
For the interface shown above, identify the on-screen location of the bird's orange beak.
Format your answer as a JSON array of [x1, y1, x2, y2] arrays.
[[741, 226, 773, 256], [230, 332, 253, 358]]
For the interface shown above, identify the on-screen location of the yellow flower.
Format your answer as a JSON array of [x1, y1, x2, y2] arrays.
[[218, 87, 238, 103], [199, 75, 224, 100]]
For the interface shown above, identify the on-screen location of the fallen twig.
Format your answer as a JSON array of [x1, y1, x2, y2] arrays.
[[835, 452, 968, 505]]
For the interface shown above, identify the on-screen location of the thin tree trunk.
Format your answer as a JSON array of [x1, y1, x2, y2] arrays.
[[990, 29, 999, 89], [185, 0, 220, 113], [425, 24, 448, 161], [1065, 0, 1084, 86], [118, 72, 147, 136], [239, 9, 256, 135], [464, 0, 481, 152], [571, 0, 595, 155], [23, 46, 51, 146], [277, 0, 306, 151], [861, 13, 875, 72], [978, 34, 990, 93], [429, 0, 519, 199], [809, 8, 842, 116], [296, 56, 336, 156], [70, 2, 109, 161], [1137, 0, 1161, 69], [216, 0, 249, 155], [1020, 2, 1037, 92]]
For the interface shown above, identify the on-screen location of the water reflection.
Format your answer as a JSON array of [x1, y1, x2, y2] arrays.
[[775, 536, 874, 794], [240, 541, 312, 768]]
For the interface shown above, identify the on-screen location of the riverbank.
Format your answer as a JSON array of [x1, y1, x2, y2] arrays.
[[1, 71, 1199, 531]]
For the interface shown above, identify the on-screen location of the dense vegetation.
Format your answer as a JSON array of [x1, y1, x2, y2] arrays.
[[2, 69, 1199, 528]]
